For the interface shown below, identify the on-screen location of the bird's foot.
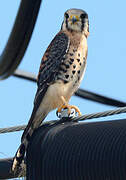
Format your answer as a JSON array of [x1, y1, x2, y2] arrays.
[[57, 104, 82, 117]]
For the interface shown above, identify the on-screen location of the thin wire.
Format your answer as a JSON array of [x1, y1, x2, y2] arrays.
[[0, 120, 56, 134], [0, 125, 26, 134], [72, 106, 126, 122], [0, 106, 126, 134]]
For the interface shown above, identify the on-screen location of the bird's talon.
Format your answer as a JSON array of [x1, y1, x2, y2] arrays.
[[57, 104, 81, 118], [70, 105, 82, 116]]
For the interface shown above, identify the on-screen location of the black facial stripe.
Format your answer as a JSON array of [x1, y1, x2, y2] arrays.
[[81, 19, 89, 32], [64, 12, 69, 30], [61, 21, 64, 30], [65, 18, 68, 29], [88, 21, 89, 32], [81, 18, 84, 31], [80, 13, 89, 32]]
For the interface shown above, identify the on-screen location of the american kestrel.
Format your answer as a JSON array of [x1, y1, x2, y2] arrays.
[[12, 8, 89, 173]]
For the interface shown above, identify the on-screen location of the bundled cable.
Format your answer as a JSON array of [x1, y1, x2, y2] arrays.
[[26, 118, 126, 180]]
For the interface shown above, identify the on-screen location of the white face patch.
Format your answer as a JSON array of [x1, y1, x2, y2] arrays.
[[62, 18, 82, 32], [61, 9, 89, 33], [67, 21, 82, 32]]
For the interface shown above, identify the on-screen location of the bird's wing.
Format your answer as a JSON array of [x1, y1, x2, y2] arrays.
[[21, 32, 70, 141], [34, 32, 70, 110]]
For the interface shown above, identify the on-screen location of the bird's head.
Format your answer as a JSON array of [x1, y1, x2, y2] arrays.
[[61, 8, 89, 37]]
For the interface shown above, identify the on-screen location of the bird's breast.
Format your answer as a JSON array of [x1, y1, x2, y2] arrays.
[[41, 80, 74, 110], [57, 32, 87, 92]]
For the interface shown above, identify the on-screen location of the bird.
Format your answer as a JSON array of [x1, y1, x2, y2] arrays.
[[11, 8, 89, 174]]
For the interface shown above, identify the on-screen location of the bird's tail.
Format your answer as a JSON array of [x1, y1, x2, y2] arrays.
[[11, 109, 48, 174], [11, 142, 26, 174]]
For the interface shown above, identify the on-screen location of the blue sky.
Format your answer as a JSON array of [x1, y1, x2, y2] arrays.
[[0, 0, 126, 159]]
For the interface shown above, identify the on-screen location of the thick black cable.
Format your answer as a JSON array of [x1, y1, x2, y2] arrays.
[[14, 69, 37, 82], [0, 158, 26, 179], [0, 158, 15, 179], [26, 119, 126, 180], [0, 0, 42, 79], [75, 88, 126, 107], [13, 69, 126, 107]]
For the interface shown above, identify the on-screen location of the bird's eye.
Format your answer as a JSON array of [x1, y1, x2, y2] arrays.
[[65, 13, 69, 19], [80, 13, 87, 19]]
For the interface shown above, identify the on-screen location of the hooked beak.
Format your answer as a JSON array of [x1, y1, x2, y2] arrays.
[[70, 15, 79, 24]]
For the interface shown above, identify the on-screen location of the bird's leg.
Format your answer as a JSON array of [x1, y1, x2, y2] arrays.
[[57, 96, 82, 116]]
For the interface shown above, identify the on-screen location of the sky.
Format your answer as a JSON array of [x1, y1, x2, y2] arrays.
[[0, 0, 126, 161]]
